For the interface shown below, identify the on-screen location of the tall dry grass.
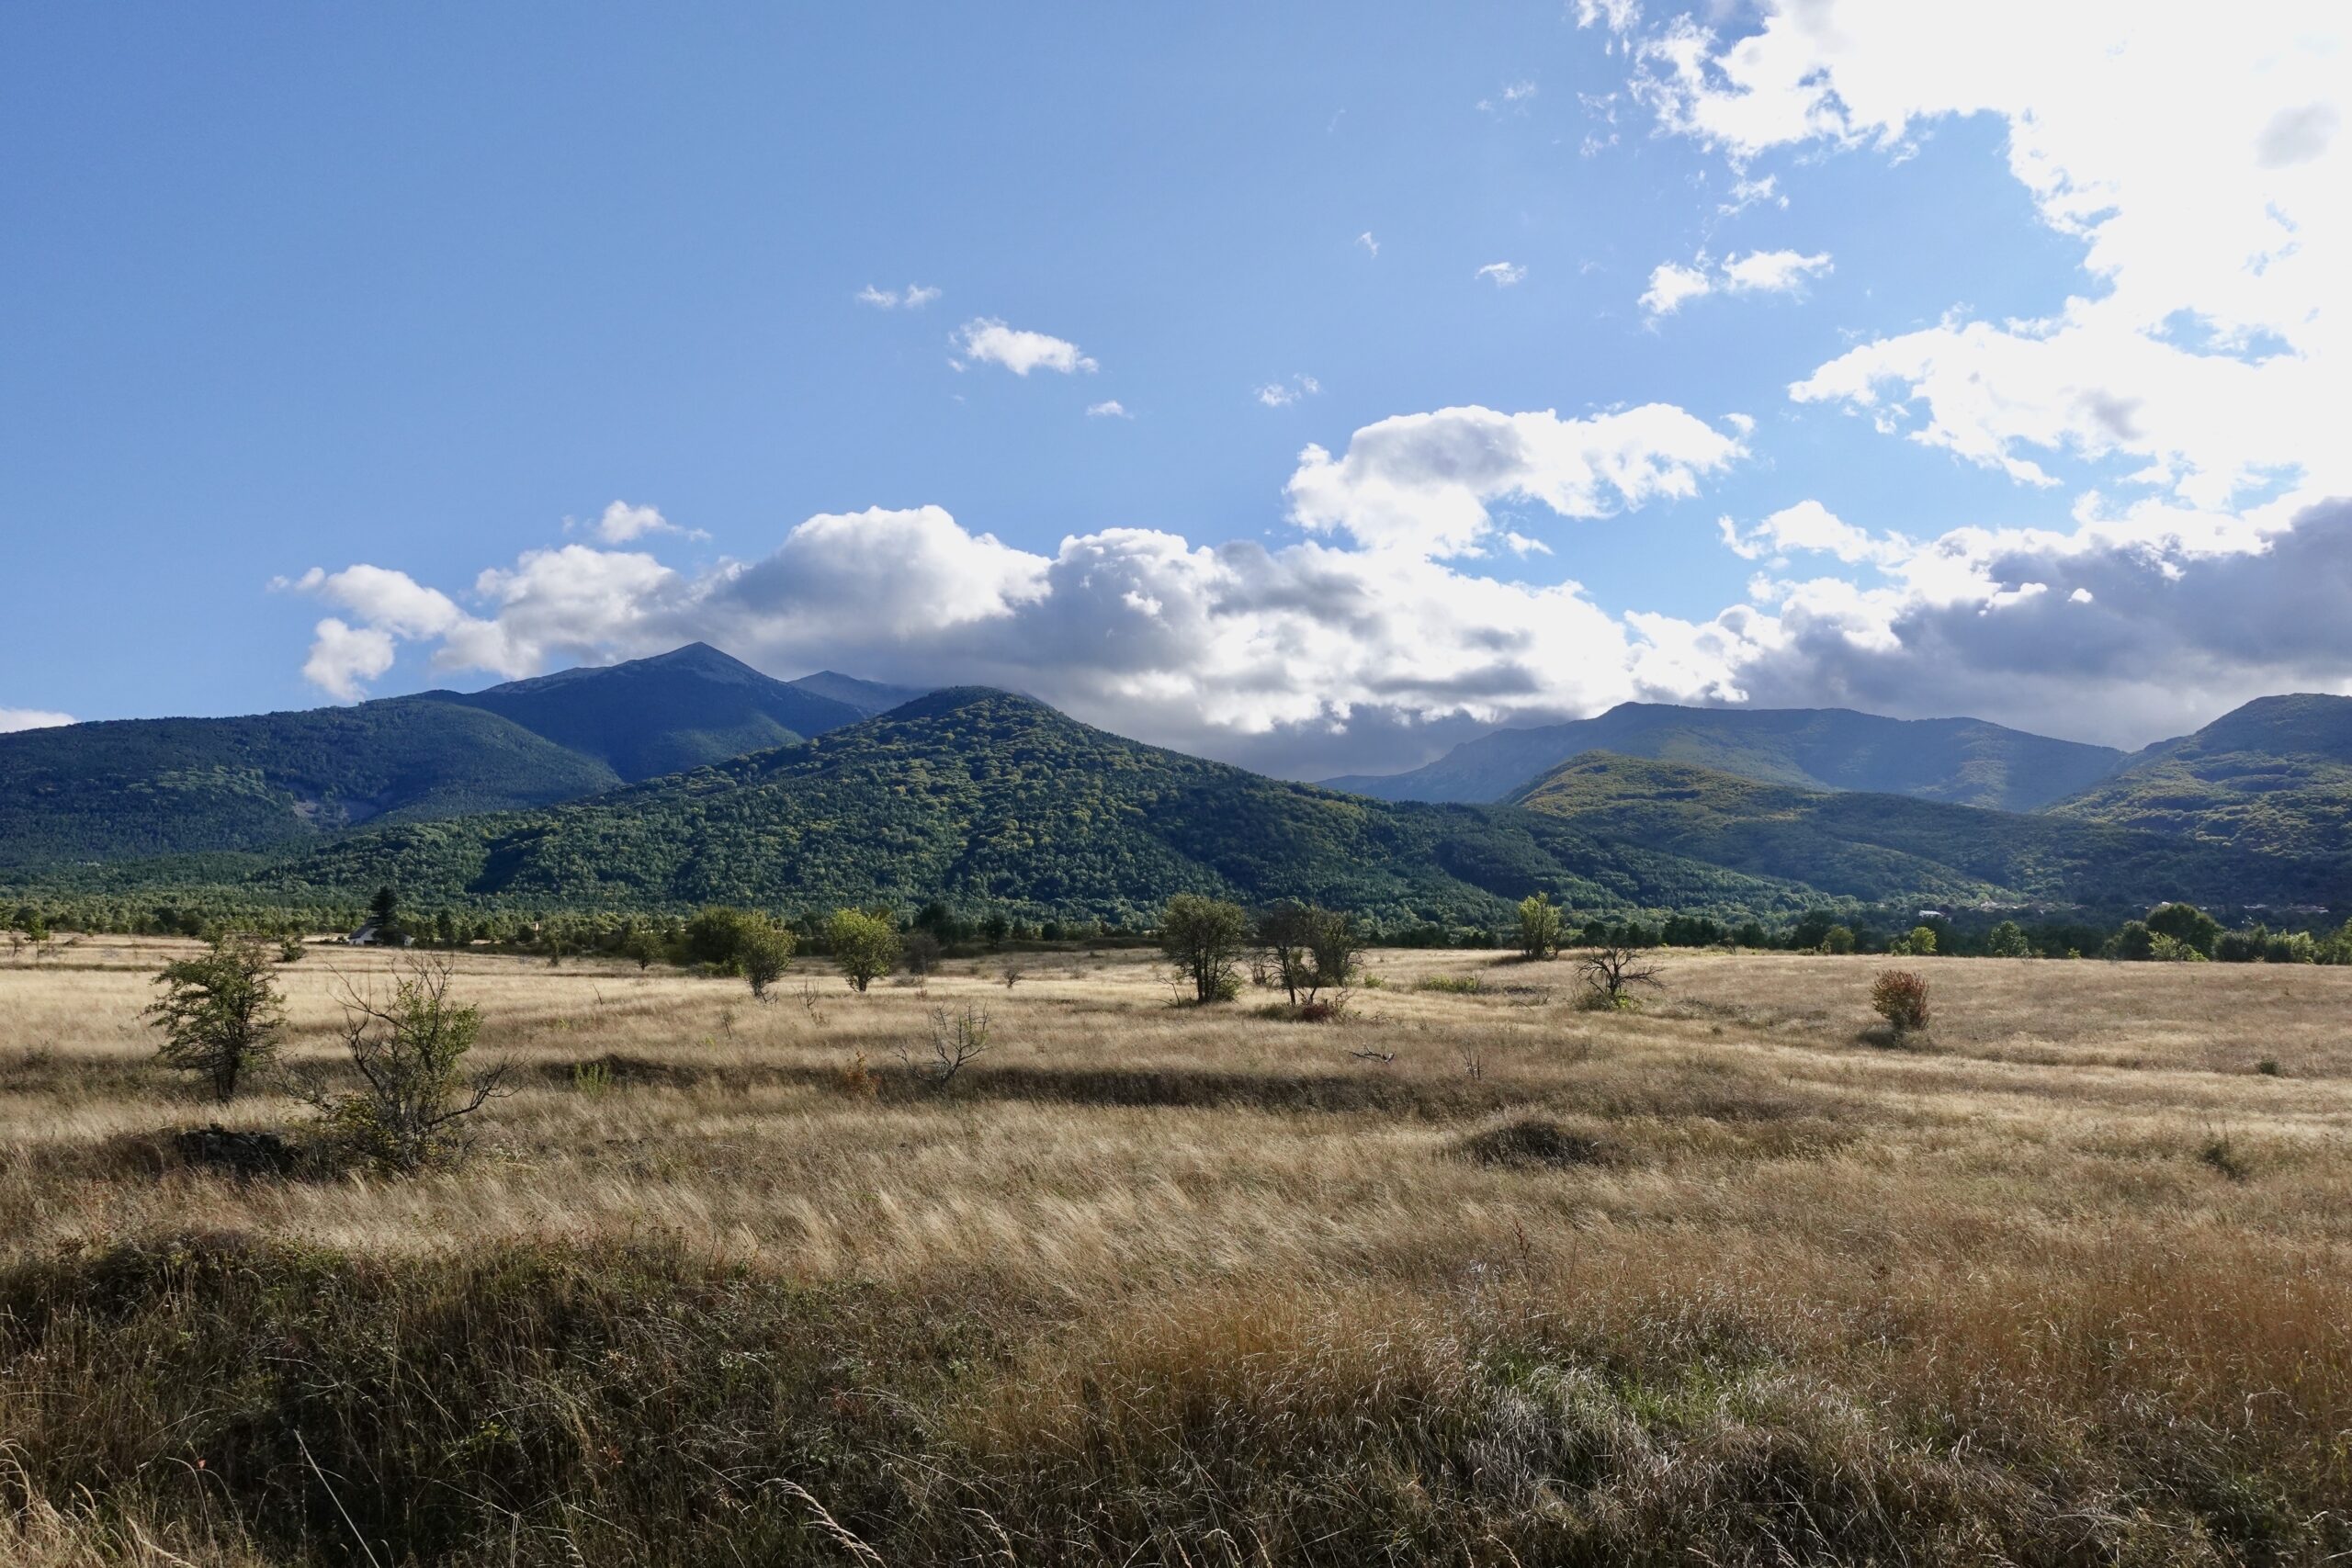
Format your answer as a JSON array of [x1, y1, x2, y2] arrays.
[[3, 938, 2348, 1562]]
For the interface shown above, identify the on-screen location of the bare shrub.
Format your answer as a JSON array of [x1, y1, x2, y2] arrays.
[[902, 1002, 993, 1089], [1576, 943, 1665, 1010]]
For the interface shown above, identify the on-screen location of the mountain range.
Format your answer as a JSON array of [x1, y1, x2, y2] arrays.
[[0, 646, 911, 871], [1323, 703, 2127, 809], [5, 645, 2348, 922]]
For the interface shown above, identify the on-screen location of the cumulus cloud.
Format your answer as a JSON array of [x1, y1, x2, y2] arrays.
[[1717, 500, 1907, 567], [1285, 403, 1747, 557], [0, 707, 74, 733], [855, 283, 942, 309], [951, 318, 1098, 375], [1086, 400, 1131, 419], [1641, 249, 1831, 315], [1476, 261, 1528, 287]]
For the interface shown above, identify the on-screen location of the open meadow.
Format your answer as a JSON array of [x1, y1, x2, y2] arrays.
[[4, 938, 2349, 1565]]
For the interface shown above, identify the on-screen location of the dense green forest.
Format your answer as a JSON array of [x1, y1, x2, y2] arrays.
[[0, 643, 883, 869], [1508, 751, 2344, 908], [239, 689, 1812, 927], [2043, 693, 2352, 858], [0, 700, 619, 870]]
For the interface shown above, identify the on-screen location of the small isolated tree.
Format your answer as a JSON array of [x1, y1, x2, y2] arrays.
[[1823, 925, 1858, 955], [2146, 902, 2221, 959], [1985, 919, 2031, 958], [1516, 893, 1565, 961], [739, 919, 797, 999], [1577, 942, 1665, 1010], [1305, 907, 1363, 996], [902, 930, 944, 976], [827, 908, 902, 993], [147, 933, 285, 1102], [308, 958, 505, 1173], [1160, 894, 1247, 1003], [1871, 968, 1931, 1036]]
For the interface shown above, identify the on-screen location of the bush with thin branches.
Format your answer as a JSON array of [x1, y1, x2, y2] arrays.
[[303, 959, 506, 1173], [1871, 969, 1931, 1036]]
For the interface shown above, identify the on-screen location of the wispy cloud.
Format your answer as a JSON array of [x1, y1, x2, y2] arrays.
[[1476, 261, 1528, 288], [1641, 250, 1831, 317], [1356, 231, 1379, 258], [855, 283, 943, 309], [1086, 400, 1132, 419], [1256, 374, 1322, 408]]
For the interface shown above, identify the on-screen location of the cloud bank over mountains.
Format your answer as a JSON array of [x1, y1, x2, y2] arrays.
[[282, 1, 2350, 775]]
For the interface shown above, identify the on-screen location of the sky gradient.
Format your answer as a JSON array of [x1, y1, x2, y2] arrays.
[[5, 3, 2346, 776]]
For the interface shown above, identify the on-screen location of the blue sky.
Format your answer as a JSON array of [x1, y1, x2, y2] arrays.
[[6, 4, 2346, 775]]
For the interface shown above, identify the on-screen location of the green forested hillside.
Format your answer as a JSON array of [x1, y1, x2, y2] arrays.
[[1509, 751, 2340, 909], [1327, 701, 2124, 808], [420, 643, 866, 780], [2042, 694, 2352, 862], [256, 690, 1810, 925], [0, 700, 619, 871]]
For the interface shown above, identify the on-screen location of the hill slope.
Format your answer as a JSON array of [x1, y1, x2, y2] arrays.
[[1509, 751, 2338, 909], [1328, 702, 2124, 809], [783, 669, 931, 717], [0, 701, 620, 871], [260, 690, 1811, 924], [2043, 694, 2352, 864], [420, 643, 868, 780]]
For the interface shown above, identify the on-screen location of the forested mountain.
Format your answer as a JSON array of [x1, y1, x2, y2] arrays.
[[256, 689, 1811, 925], [0, 644, 888, 869], [418, 643, 867, 780], [1326, 702, 2125, 809], [0, 701, 618, 870], [2042, 694, 2352, 860], [1509, 751, 2341, 909]]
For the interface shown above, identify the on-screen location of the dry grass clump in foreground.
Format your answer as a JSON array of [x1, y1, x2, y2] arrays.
[[2, 939, 2350, 1564]]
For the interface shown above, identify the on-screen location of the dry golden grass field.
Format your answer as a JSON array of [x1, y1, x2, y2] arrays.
[[3, 936, 2349, 1564]]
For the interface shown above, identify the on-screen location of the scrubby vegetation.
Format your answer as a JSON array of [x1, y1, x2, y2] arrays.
[[3, 939, 2349, 1563]]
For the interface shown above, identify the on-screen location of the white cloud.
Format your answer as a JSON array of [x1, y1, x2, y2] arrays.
[[1086, 400, 1131, 419], [1639, 260, 1714, 316], [1719, 249, 1832, 293], [1641, 248, 1831, 315], [1356, 231, 1379, 257], [1603, 0, 2348, 511], [951, 318, 1097, 375], [1717, 500, 1907, 567], [855, 283, 942, 309], [572, 501, 708, 545], [1718, 174, 1784, 214], [1285, 402, 1747, 557], [0, 707, 74, 733], [1255, 374, 1321, 408], [1476, 261, 1528, 287]]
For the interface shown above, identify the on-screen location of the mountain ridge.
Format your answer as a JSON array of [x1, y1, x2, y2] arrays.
[[1326, 701, 2126, 810]]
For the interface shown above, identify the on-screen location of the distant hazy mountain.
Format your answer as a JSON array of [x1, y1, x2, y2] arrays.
[[785, 669, 932, 717], [420, 643, 867, 781], [264, 688, 1809, 924], [1326, 702, 2125, 810], [2043, 694, 2352, 862], [1507, 751, 2332, 910], [0, 644, 894, 869]]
